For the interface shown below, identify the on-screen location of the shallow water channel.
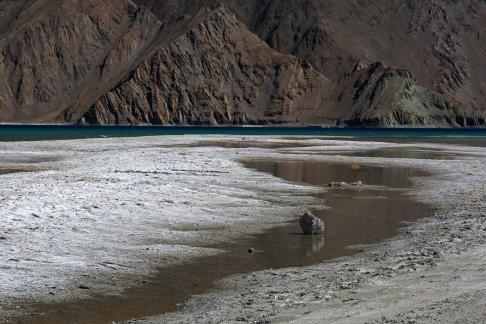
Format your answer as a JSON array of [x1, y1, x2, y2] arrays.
[[0, 166, 39, 175], [25, 149, 434, 324]]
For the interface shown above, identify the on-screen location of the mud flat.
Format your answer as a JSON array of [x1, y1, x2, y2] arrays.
[[0, 136, 485, 323]]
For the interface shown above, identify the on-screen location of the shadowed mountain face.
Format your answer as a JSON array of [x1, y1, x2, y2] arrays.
[[0, 0, 485, 126]]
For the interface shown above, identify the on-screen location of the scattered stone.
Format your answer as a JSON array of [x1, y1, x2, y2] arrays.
[[351, 164, 362, 170], [299, 211, 325, 235], [327, 181, 348, 187], [256, 320, 270, 324], [327, 180, 364, 187]]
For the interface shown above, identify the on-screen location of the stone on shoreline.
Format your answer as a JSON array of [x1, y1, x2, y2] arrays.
[[326, 180, 363, 187], [299, 211, 325, 235]]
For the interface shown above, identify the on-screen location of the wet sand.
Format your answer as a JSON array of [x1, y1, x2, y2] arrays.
[[0, 168, 19, 175], [0, 166, 38, 175], [0, 154, 57, 175]]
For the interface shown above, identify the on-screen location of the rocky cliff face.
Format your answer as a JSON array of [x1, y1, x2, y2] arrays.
[[0, 0, 162, 122], [227, 0, 486, 106], [0, 0, 485, 126], [80, 8, 330, 125], [332, 62, 475, 127]]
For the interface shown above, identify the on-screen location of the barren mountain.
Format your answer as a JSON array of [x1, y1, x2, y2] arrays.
[[0, 0, 485, 126], [80, 7, 332, 125], [227, 0, 486, 125]]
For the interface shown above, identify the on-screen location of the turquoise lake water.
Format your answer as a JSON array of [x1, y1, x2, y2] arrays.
[[0, 125, 486, 146]]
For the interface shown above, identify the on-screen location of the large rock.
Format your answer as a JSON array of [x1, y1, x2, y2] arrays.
[[299, 211, 325, 235]]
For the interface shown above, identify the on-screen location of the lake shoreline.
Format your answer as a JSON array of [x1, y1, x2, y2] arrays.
[[136, 140, 486, 323], [2, 125, 486, 143], [1, 136, 485, 323]]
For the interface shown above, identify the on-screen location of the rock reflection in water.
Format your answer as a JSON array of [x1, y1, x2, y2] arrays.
[[308, 235, 326, 257]]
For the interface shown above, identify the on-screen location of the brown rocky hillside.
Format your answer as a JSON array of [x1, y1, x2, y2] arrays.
[[0, 0, 485, 126]]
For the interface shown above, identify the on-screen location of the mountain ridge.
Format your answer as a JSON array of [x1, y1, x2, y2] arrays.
[[0, 0, 484, 127]]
